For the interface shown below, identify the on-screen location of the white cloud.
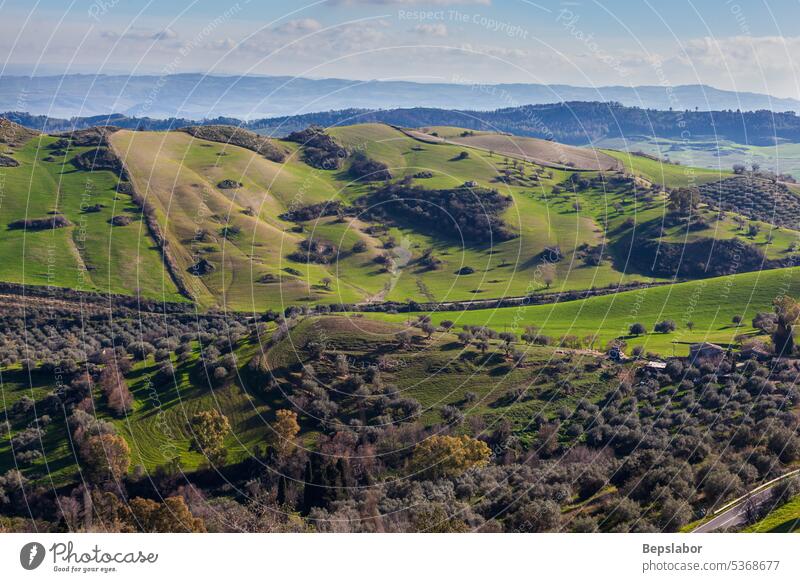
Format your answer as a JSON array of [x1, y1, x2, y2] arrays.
[[413, 23, 448, 37], [274, 19, 323, 34], [100, 28, 178, 42]]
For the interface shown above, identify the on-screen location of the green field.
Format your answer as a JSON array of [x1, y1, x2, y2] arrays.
[[599, 135, 800, 178], [743, 495, 800, 533], [1, 314, 613, 484], [368, 266, 800, 355], [1, 121, 798, 325], [0, 136, 182, 299], [603, 148, 730, 187], [111, 124, 672, 310]]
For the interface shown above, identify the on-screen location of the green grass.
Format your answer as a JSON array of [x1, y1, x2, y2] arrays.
[[599, 135, 800, 178], [0, 123, 794, 319], [367, 266, 800, 355], [0, 369, 80, 485], [106, 125, 693, 310], [0, 136, 182, 300], [743, 495, 800, 533], [604, 149, 730, 187]]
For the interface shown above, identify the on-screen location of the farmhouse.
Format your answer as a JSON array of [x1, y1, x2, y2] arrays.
[[689, 342, 725, 363]]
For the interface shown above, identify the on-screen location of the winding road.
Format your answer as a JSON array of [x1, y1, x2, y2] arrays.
[[692, 469, 800, 533]]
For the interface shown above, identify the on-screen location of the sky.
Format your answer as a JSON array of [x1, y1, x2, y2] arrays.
[[2, 0, 800, 98]]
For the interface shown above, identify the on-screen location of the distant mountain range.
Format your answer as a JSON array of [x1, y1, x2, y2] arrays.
[[2, 73, 800, 119], [6, 101, 800, 147]]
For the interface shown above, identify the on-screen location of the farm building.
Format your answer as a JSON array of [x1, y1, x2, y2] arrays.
[[689, 342, 725, 363]]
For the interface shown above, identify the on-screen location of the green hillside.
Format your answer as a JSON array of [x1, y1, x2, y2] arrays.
[[1, 120, 797, 321], [108, 123, 786, 312], [370, 266, 800, 355], [0, 134, 182, 300]]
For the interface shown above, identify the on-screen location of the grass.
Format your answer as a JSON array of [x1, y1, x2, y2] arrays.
[[598, 135, 800, 178], [110, 124, 668, 310], [0, 136, 182, 300], [743, 495, 800, 533], [604, 149, 730, 187], [0, 123, 794, 322], [116, 342, 271, 472], [2, 313, 611, 486], [367, 265, 800, 356]]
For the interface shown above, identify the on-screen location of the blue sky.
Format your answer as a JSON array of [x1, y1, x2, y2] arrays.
[[3, 0, 800, 97]]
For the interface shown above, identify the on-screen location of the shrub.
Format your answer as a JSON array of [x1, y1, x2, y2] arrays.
[[654, 320, 677, 333], [629, 323, 647, 336]]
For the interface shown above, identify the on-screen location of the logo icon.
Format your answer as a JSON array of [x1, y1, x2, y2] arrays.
[[20, 542, 46, 570]]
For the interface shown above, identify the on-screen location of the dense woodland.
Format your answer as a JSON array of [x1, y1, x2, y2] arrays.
[[360, 181, 515, 244]]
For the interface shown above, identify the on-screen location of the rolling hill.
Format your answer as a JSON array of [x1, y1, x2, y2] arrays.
[[2, 116, 799, 355]]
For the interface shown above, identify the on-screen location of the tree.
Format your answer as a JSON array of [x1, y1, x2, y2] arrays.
[[81, 434, 130, 484], [752, 311, 777, 334], [540, 262, 556, 289], [457, 331, 473, 346], [498, 332, 516, 355], [334, 353, 350, 378], [772, 295, 800, 356], [397, 330, 414, 349], [410, 435, 490, 479], [537, 421, 561, 457], [702, 468, 743, 506], [421, 322, 436, 338], [412, 505, 469, 533], [629, 322, 647, 336], [509, 499, 562, 532], [686, 321, 695, 331], [189, 410, 231, 463], [320, 277, 332, 290], [667, 187, 699, 218], [270, 409, 300, 459], [98, 363, 133, 416], [654, 320, 677, 333], [732, 315, 742, 326], [658, 497, 693, 532], [128, 496, 205, 532]]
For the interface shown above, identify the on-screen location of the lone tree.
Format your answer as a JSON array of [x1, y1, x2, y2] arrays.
[[189, 409, 231, 463], [270, 409, 300, 460], [320, 277, 333, 290], [99, 362, 133, 416], [629, 323, 647, 336], [540, 262, 556, 289], [81, 434, 130, 484], [410, 435, 490, 479], [654, 320, 677, 333], [772, 295, 800, 356]]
